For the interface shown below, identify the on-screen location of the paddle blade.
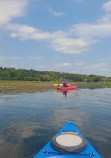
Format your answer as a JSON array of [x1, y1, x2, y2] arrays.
[[54, 84, 58, 86], [74, 82, 79, 84]]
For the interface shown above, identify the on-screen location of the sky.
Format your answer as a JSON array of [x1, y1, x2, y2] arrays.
[[0, 0, 111, 76]]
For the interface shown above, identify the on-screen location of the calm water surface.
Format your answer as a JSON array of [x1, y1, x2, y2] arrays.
[[0, 88, 111, 158]]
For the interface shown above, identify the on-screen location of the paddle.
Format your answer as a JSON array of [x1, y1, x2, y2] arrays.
[[74, 82, 79, 84], [54, 82, 79, 86], [53, 84, 59, 86]]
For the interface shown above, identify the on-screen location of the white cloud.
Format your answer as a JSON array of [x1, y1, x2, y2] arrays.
[[48, 8, 64, 17], [83, 63, 107, 70], [81, 63, 111, 76], [102, 1, 111, 13], [99, 14, 111, 23], [1, 0, 111, 56], [6, 1, 111, 55], [0, 56, 44, 61], [29, 56, 43, 60], [99, 1, 111, 23], [55, 63, 72, 67], [51, 37, 89, 54], [0, 56, 21, 61], [6, 24, 52, 40], [30, 32, 51, 40], [74, 62, 84, 66], [0, 0, 28, 26], [6, 23, 89, 54], [70, 23, 111, 39], [35, 65, 45, 70]]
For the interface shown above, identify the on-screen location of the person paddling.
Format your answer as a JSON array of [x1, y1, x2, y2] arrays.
[[63, 81, 70, 87]]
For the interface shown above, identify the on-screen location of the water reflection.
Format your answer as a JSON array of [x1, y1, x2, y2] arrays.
[[62, 91, 68, 97], [0, 88, 111, 158], [57, 89, 78, 98]]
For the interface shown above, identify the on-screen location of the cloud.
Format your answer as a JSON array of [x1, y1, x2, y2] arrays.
[[6, 0, 111, 55], [6, 23, 52, 40], [99, 1, 111, 23], [1, 0, 111, 56], [0, 56, 21, 61], [0, 0, 28, 26], [48, 8, 64, 17], [70, 23, 111, 39], [0, 56, 44, 61], [102, 1, 111, 13], [83, 63, 107, 70], [99, 14, 111, 23], [55, 63, 72, 67], [35, 65, 45, 70], [81, 63, 111, 76], [74, 62, 84, 66], [50, 1, 111, 54], [6, 22, 100, 54], [29, 56, 43, 60], [51, 37, 89, 54], [6, 23, 89, 54], [68, 22, 111, 52]]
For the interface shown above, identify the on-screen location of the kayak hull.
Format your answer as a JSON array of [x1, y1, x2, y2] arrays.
[[34, 121, 101, 158], [57, 86, 77, 91]]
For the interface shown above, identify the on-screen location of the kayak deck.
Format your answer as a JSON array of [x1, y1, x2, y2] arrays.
[[57, 86, 77, 91], [34, 121, 101, 158]]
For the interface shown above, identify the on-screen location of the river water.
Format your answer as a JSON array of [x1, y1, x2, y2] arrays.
[[0, 88, 111, 158]]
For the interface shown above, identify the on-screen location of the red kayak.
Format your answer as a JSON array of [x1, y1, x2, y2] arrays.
[[57, 86, 77, 91]]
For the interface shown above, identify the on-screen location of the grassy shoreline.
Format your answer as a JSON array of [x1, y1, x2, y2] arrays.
[[0, 81, 54, 94], [0, 80, 111, 94]]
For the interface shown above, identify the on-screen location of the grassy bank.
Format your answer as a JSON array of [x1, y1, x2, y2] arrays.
[[77, 82, 111, 89], [0, 80, 111, 94], [0, 81, 54, 94]]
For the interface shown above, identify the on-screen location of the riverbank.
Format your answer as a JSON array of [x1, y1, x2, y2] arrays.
[[0, 80, 111, 94], [77, 82, 111, 89], [0, 81, 54, 94]]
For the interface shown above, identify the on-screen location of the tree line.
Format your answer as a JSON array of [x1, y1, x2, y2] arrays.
[[0, 67, 111, 82]]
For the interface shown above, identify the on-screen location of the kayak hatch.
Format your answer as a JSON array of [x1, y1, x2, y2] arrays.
[[34, 121, 102, 158]]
